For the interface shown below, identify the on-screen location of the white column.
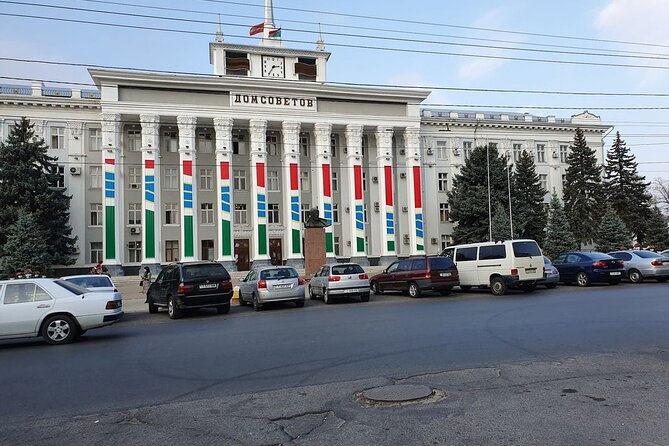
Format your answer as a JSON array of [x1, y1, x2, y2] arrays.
[[313, 122, 335, 259], [404, 127, 425, 255], [214, 117, 235, 269], [281, 121, 303, 267], [345, 124, 367, 263], [100, 113, 124, 275], [140, 114, 161, 269], [177, 116, 197, 261], [376, 126, 397, 262], [249, 119, 271, 266]]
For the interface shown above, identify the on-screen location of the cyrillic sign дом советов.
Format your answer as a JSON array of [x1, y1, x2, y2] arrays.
[[230, 92, 317, 111]]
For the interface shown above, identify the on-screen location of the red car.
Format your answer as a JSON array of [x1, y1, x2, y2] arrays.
[[370, 256, 459, 298]]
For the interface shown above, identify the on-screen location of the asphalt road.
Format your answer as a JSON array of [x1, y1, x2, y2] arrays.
[[1, 282, 668, 426]]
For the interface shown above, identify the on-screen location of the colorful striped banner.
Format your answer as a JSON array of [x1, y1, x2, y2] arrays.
[[413, 165, 424, 252], [220, 161, 232, 257], [322, 163, 334, 253], [353, 165, 364, 253], [104, 158, 116, 260], [384, 165, 395, 253], [289, 163, 301, 255], [256, 162, 268, 256], [144, 159, 156, 259], [183, 160, 194, 258]]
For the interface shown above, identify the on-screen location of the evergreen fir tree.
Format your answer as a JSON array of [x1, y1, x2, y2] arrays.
[[543, 194, 578, 259], [563, 127, 605, 247], [643, 206, 669, 251], [0, 211, 52, 277], [491, 203, 512, 242], [603, 132, 652, 244], [594, 205, 632, 253], [512, 150, 547, 243], [0, 118, 76, 268], [448, 144, 510, 244]]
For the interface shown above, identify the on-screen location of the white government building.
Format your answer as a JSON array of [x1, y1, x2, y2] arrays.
[[0, 1, 611, 274]]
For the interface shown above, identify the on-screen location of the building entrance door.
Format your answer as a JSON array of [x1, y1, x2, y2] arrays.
[[269, 239, 283, 266], [234, 239, 250, 271]]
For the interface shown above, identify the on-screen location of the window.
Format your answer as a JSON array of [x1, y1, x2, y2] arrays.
[[334, 236, 340, 256], [90, 166, 102, 189], [128, 166, 141, 188], [539, 174, 548, 192], [268, 203, 280, 223], [164, 168, 179, 189], [562, 174, 567, 188], [126, 128, 141, 152], [455, 247, 477, 262], [300, 135, 309, 157], [267, 134, 279, 156], [301, 204, 310, 223], [128, 241, 142, 263], [512, 241, 542, 258], [439, 203, 449, 222], [234, 204, 247, 224], [199, 168, 213, 190], [128, 203, 142, 225], [438, 173, 448, 192], [196, 131, 213, 153], [333, 203, 339, 223], [3, 283, 51, 305], [50, 165, 65, 188], [489, 142, 498, 150], [201, 203, 214, 225], [267, 170, 279, 191], [233, 169, 247, 190], [479, 245, 506, 260], [411, 259, 427, 271], [201, 240, 214, 261], [50, 126, 65, 149], [559, 144, 569, 163], [233, 134, 246, 155], [536, 144, 546, 163], [330, 134, 338, 157], [165, 240, 179, 262], [300, 171, 310, 191], [165, 203, 179, 225], [513, 143, 523, 163], [332, 171, 338, 192], [463, 141, 473, 160], [436, 140, 448, 160], [362, 172, 367, 192], [361, 136, 367, 157], [88, 128, 101, 151], [363, 204, 368, 223], [440, 234, 450, 251], [163, 130, 178, 153], [90, 203, 102, 226], [90, 242, 103, 263]]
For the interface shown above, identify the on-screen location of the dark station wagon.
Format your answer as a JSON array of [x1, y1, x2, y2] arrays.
[[370, 255, 459, 297]]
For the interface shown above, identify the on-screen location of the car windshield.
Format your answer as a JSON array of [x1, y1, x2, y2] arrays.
[[512, 241, 542, 258], [183, 264, 231, 281], [64, 276, 113, 289], [332, 265, 364, 275], [588, 252, 613, 260], [54, 280, 87, 296], [429, 257, 454, 270], [634, 251, 662, 259], [260, 268, 298, 280]]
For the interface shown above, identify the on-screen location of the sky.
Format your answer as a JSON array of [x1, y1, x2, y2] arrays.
[[1, 0, 669, 184]]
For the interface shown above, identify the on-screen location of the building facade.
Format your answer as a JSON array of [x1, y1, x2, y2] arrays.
[[0, 2, 610, 274]]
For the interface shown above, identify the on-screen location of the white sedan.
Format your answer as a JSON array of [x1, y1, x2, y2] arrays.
[[0, 278, 123, 345]]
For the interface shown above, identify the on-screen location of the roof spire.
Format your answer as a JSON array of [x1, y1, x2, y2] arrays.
[[260, 0, 282, 47], [316, 22, 325, 51], [214, 13, 224, 42]]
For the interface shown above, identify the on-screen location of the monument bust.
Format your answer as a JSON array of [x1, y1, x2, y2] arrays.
[[304, 207, 330, 228]]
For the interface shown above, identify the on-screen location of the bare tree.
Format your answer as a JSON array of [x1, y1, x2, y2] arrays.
[[653, 178, 669, 216]]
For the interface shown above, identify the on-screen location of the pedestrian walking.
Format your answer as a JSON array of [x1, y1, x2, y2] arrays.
[[140, 266, 152, 303], [90, 261, 105, 275]]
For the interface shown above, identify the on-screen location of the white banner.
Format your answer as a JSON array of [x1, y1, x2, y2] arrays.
[[231, 92, 317, 111]]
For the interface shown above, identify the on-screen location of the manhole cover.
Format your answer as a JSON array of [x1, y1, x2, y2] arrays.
[[363, 384, 433, 403]]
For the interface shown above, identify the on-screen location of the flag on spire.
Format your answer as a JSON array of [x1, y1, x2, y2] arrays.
[[249, 22, 264, 36], [268, 28, 282, 38]]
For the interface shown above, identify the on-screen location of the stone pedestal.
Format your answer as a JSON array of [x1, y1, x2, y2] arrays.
[[304, 227, 326, 276]]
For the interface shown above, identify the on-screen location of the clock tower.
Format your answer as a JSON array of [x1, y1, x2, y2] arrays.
[[209, 0, 330, 82]]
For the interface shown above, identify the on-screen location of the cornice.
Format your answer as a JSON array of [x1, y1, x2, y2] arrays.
[[209, 42, 331, 60], [420, 118, 611, 133], [0, 97, 100, 110]]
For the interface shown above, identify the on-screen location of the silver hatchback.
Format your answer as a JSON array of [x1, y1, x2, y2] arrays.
[[607, 250, 669, 283], [238, 267, 305, 311], [308, 263, 370, 304]]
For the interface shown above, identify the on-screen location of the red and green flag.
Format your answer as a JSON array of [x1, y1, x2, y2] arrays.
[[269, 28, 282, 38], [249, 22, 264, 36]]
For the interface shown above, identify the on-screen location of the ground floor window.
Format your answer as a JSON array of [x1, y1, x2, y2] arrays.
[[165, 240, 179, 262], [234, 204, 248, 225], [128, 241, 142, 263], [90, 242, 103, 263], [268, 203, 279, 224], [201, 239, 214, 261]]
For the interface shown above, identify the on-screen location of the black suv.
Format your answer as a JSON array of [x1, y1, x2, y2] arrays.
[[147, 262, 233, 319]]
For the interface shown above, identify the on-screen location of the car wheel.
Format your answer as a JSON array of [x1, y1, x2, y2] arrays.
[[628, 269, 644, 284], [216, 303, 231, 314], [439, 288, 451, 296], [323, 289, 332, 304], [545, 283, 558, 289], [148, 294, 158, 314], [657, 278, 668, 283], [490, 277, 507, 296], [238, 292, 247, 306], [460, 285, 472, 291], [42, 314, 78, 345], [408, 282, 421, 298], [295, 299, 305, 308], [576, 272, 591, 287], [308, 286, 317, 300], [371, 281, 383, 295], [168, 296, 182, 319], [361, 293, 370, 302], [252, 293, 263, 312]]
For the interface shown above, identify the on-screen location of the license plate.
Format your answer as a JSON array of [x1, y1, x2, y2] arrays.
[[610, 272, 622, 276], [275, 284, 292, 289], [199, 284, 217, 289], [345, 288, 358, 293], [526, 268, 537, 273], [440, 272, 452, 277]]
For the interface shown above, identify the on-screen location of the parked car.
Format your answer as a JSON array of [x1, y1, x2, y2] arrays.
[[539, 256, 560, 288], [552, 252, 625, 286], [146, 262, 233, 319], [0, 278, 123, 345], [369, 255, 459, 298], [239, 266, 305, 311], [309, 263, 370, 304], [442, 239, 543, 296], [661, 249, 669, 257], [60, 274, 119, 293], [607, 250, 669, 283]]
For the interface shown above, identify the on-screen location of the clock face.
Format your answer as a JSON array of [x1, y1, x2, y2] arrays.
[[262, 56, 285, 78]]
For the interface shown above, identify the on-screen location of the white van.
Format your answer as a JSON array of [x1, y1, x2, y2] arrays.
[[442, 239, 544, 296]]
